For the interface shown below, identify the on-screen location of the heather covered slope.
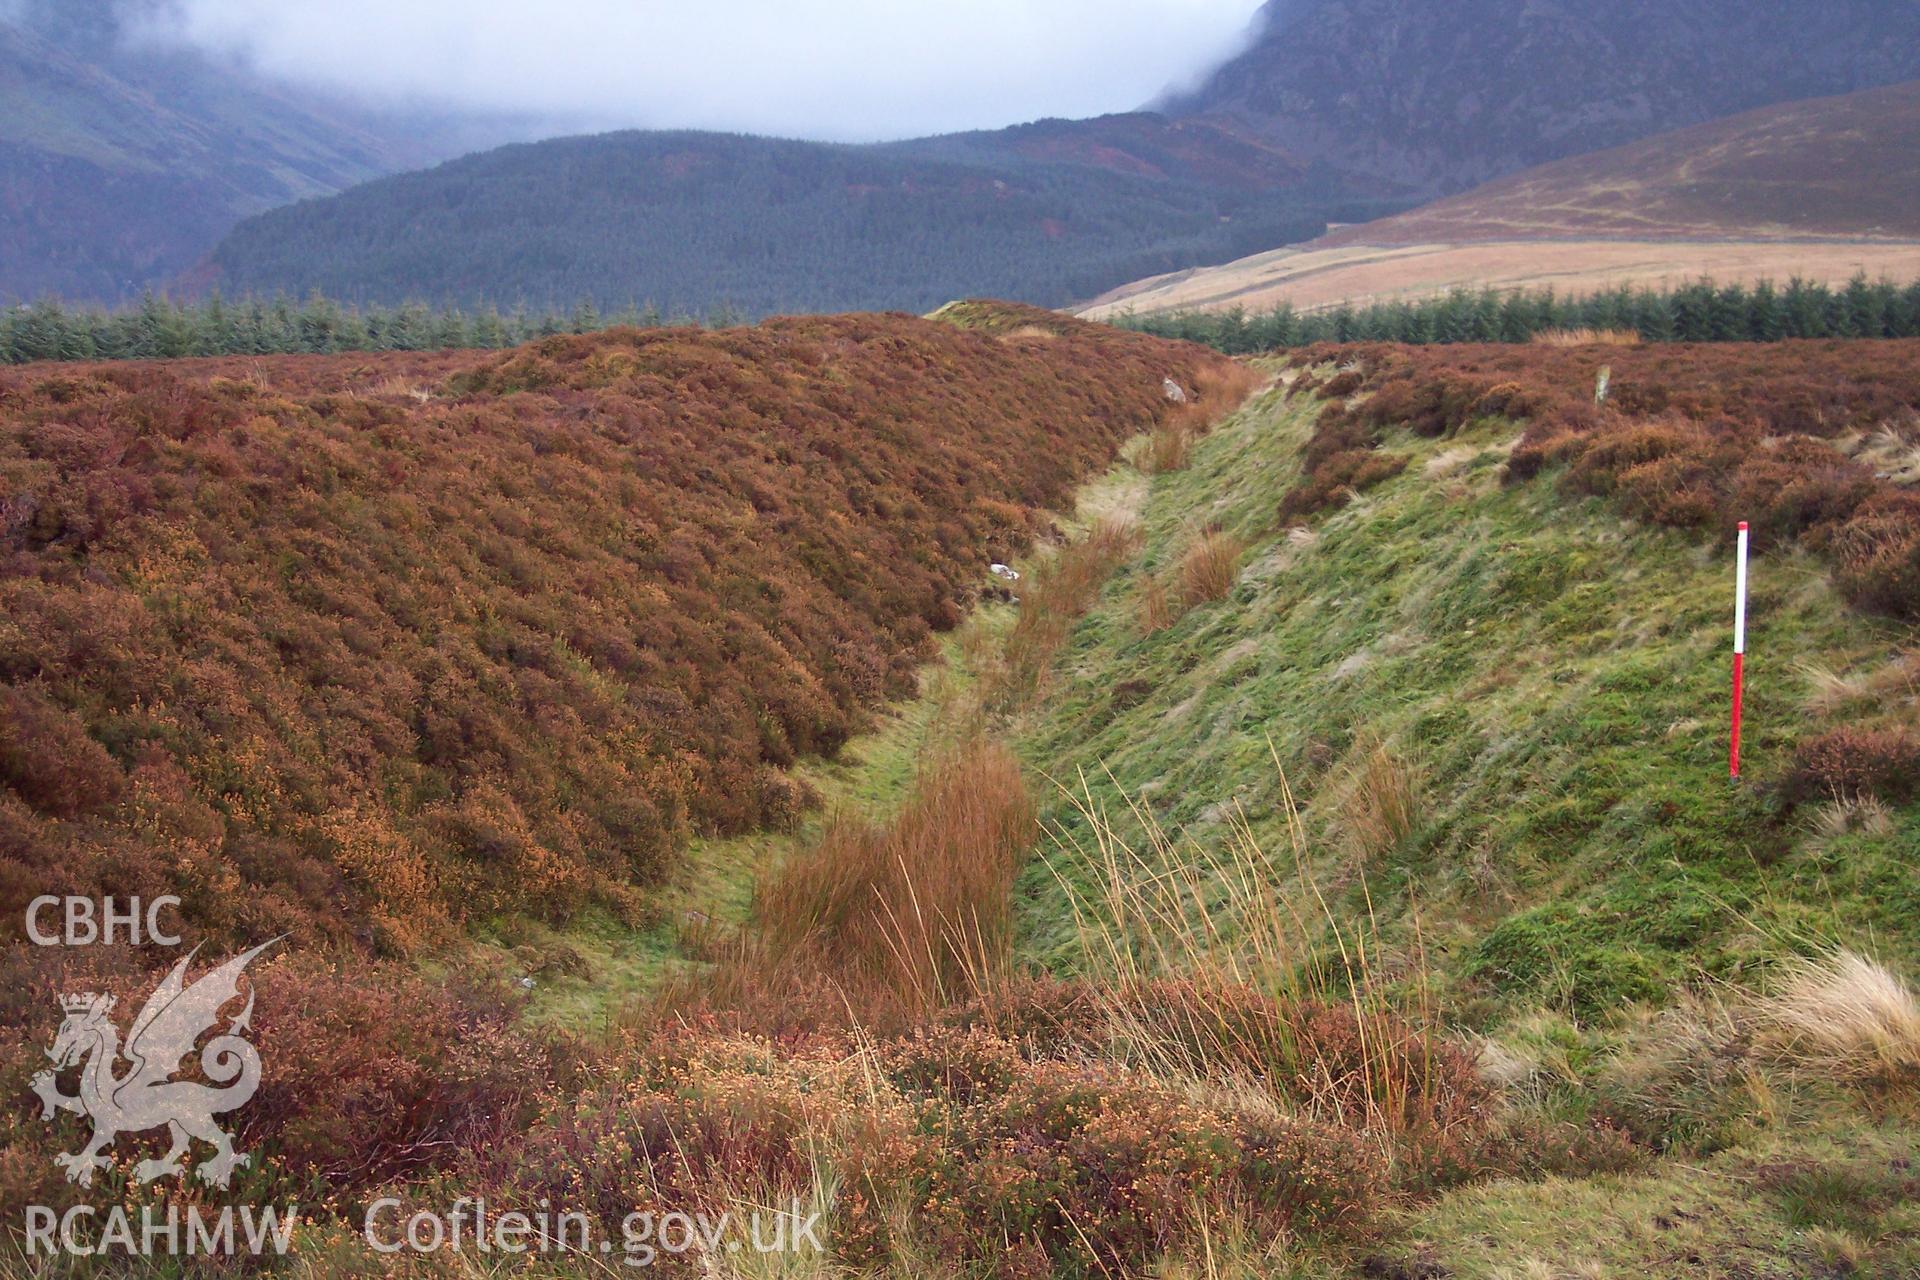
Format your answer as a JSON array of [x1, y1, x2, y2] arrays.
[[0, 304, 1244, 952], [3, 323, 1919, 1275], [997, 340, 1920, 1274], [1019, 340, 1920, 1010], [1315, 80, 1920, 246]]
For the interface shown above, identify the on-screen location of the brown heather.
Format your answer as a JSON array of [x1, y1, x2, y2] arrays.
[[0, 306, 1291, 1258], [1282, 339, 1920, 620], [1785, 726, 1920, 805], [0, 304, 1244, 951]]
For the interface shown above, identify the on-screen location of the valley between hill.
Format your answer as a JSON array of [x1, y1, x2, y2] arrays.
[[533, 337, 1920, 1276], [4, 315, 1918, 1277]]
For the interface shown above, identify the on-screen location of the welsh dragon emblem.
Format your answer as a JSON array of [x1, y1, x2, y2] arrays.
[[32, 941, 278, 1188]]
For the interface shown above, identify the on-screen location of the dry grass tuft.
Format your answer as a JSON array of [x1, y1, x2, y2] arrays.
[[366, 375, 437, 402], [1851, 423, 1920, 486], [1341, 735, 1424, 862], [1178, 528, 1246, 609], [1810, 794, 1895, 842], [1041, 752, 1473, 1137], [1528, 327, 1642, 347], [1141, 422, 1194, 474], [1756, 951, 1920, 1089], [1137, 576, 1175, 635], [1423, 445, 1483, 480], [1797, 660, 1869, 715], [1865, 647, 1920, 702], [1595, 991, 1774, 1150], [1803, 1228, 1871, 1277]]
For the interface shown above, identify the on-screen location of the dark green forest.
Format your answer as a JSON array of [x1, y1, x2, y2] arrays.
[[0, 292, 692, 363], [201, 131, 1357, 317], [11, 276, 1920, 366], [1117, 276, 1920, 352]]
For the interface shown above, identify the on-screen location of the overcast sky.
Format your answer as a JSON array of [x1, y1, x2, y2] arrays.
[[127, 1, 1269, 141]]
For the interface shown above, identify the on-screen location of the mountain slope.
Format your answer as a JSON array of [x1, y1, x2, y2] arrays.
[[1174, 0, 1920, 195], [1084, 82, 1920, 319], [202, 126, 1358, 316], [0, 0, 504, 303], [1081, 239, 1920, 321], [1317, 80, 1920, 246]]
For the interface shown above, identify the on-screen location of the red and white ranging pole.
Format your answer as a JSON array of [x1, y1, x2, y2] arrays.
[[1730, 521, 1749, 780]]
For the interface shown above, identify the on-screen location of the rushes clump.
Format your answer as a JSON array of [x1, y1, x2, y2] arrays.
[[1178, 527, 1245, 608], [705, 739, 1035, 1023], [994, 517, 1143, 707], [1341, 734, 1424, 862], [1142, 422, 1194, 473]]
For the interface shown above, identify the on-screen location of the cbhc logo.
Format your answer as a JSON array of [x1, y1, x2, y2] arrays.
[[25, 896, 183, 947]]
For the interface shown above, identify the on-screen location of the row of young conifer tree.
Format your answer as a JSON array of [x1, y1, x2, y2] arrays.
[[6, 276, 1919, 366], [1113, 275, 1920, 353], [0, 293, 739, 365]]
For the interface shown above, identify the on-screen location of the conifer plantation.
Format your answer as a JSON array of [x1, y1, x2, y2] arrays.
[[10, 275, 1916, 369], [1117, 275, 1920, 352]]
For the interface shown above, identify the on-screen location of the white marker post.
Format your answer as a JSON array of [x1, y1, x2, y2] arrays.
[[1730, 521, 1749, 780]]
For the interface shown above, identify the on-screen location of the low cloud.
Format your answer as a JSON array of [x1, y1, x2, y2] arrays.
[[127, 0, 1266, 141]]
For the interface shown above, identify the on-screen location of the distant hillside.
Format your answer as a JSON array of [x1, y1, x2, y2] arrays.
[[0, 0, 512, 303], [1085, 82, 1920, 320], [203, 126, 1365, 316], [1314, 80, 1920, 247], [1173, 0, 1920, 195], [903, 113, 1315, 194], [196, 0, 1920, 318], [0, 303, 1244, 950]]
